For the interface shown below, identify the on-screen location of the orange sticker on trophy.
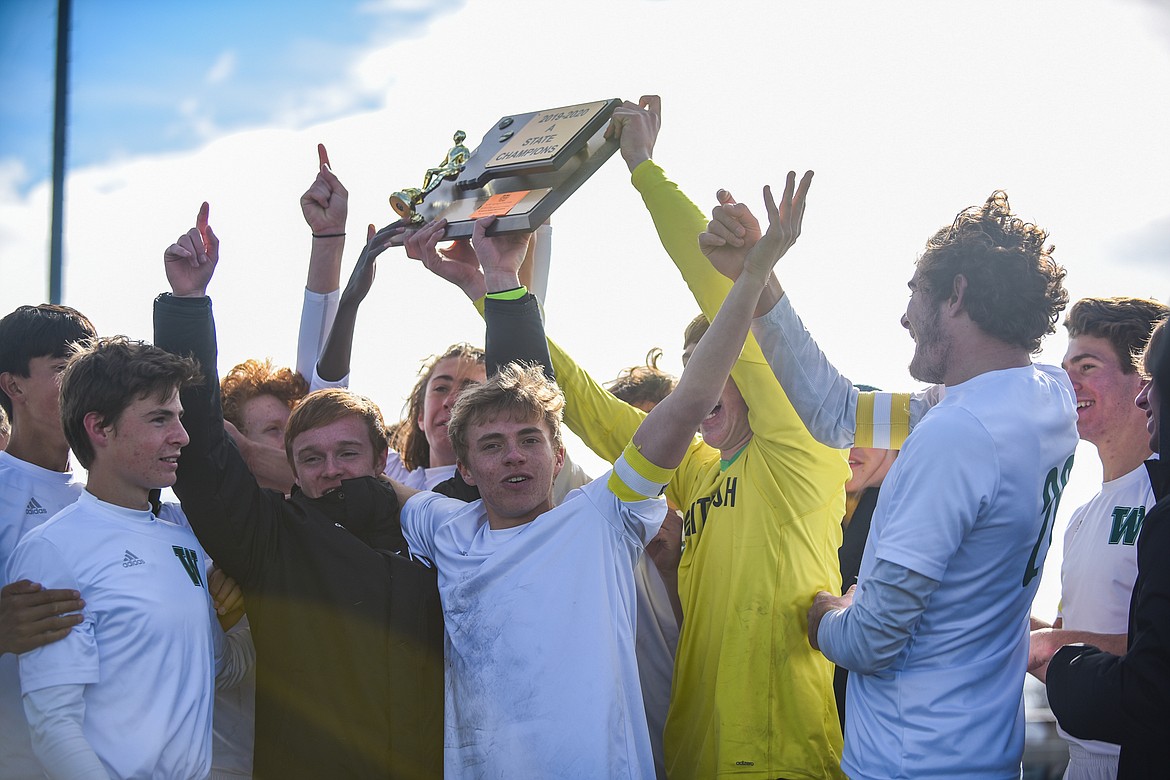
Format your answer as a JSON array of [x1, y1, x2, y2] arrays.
[[469, 190, 532, 218]]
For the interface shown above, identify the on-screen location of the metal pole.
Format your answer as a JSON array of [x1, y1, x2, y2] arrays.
[[49, 0, 72, 304]]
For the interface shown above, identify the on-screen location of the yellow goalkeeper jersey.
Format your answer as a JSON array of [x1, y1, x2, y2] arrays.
[[547, 160, 850, 779]]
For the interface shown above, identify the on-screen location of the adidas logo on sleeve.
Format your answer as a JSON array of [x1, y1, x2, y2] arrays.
[[122, 550, 146, 568]]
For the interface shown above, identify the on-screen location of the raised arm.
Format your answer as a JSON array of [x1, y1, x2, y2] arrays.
[[702, 188, 937, 449], [297, 144, 349, 379], [609, 98, 830, 464], [470, 217, 555, 379], [634, 176, 811, 470], [314, 223, 402, 383], [403, 218, 488, 303], [155, 203, 281, 588], [404, 216, 553, 378]]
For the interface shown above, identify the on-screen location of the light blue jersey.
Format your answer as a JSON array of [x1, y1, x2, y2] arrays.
[[841, 364, 1078, 779]]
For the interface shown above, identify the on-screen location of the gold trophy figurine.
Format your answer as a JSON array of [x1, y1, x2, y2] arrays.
[[390, 130, 472, 223]]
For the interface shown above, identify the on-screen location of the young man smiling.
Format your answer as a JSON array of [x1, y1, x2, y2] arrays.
[[778, 191, 1079, 779], [7, 336, 221, 779], [391, 170, 814, 779], [1028, 296, 1167, 779], [154, 203, 443, 778]]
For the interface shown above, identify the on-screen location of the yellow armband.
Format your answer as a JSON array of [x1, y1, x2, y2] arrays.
[[608, 441, 675, 502], [855, 392, 912, 450]]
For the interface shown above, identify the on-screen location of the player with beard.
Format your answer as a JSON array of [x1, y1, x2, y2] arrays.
[[707, 189, 1077, 778]]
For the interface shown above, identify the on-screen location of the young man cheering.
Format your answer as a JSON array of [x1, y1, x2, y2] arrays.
[[392, 172, 815, 778]]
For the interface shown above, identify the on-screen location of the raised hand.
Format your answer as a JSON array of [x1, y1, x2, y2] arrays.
[[403, 219, 487, 301], [300, 143, 348, 236], [164, 202, 219, 297], [604, 95, 662, 173], [316, 222, 402, 384], [471, 215, 532, 293], [340, 222, 402, 308], [741, 170, 813, 279], [698, 189, 764, 282]]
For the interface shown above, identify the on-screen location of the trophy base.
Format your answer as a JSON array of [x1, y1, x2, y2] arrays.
[[386, 99, 621, 245], [389, 190, 422, 222]]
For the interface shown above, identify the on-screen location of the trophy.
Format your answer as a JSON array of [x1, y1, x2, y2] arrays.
[[386, 99, 622, 243]]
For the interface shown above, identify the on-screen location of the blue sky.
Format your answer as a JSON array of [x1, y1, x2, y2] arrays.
[[0, 0, 455, 192]]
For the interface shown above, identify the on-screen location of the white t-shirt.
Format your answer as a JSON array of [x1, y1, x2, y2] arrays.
[[1055, 460, 1154, 758], [7, 491, 218, 780], [161, 502, 255, 778], [384, 451, 455, 490], [400, 469, 664, 780], [632, 549, 679, 780], [841, 364, 1079, 780], [0, 451, 84, 777]]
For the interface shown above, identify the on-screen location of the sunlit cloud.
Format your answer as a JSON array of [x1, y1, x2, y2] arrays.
[[206, 51, 237, 85]]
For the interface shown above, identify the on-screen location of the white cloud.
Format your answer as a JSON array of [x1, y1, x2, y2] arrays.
[[0, 158, 29, 204], [206, 51, 237, 85], [176, 97, 221, 141], [3, 0, 1170, 617]]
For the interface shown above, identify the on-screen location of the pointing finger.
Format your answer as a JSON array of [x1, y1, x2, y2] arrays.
[[196, 202, 211, 252]]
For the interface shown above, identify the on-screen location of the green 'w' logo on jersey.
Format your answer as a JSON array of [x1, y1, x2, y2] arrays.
[[1108, 506, 1144, 546], [172, 546, 205, 587]]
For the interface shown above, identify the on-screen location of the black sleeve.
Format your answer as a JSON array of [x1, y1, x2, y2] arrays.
[[484, 293, 553, 381], [153, 293, 281, 590], [1045, 644, 1129, 745], [432, 471, 480, 502]]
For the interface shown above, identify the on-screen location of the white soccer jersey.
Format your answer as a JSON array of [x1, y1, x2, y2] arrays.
[[0, 451, 84, 777], [8, 491, 218, 780], [633, 550, 679, 780], [841, 364, 1078, 779], [161, 501, 255, 778], [384, 451, 456, 490], [1056, 461, 1154, 759], [400, 469, 664, 780]]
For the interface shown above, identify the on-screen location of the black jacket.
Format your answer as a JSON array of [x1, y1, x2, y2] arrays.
[[154, 294, 442, 779], [1046, 456, 1170, 777]]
